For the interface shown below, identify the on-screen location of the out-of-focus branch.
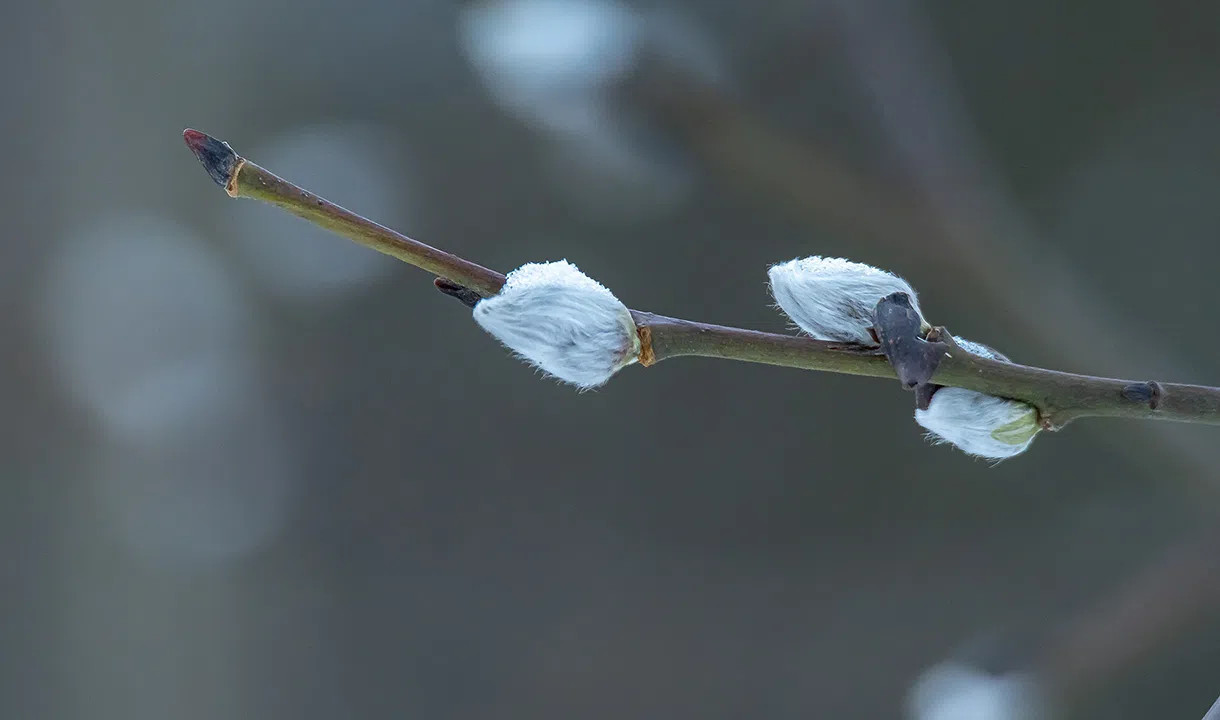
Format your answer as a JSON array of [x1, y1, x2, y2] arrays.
[[1037, 529, 1220, 708], [623, 64, 986, 289]]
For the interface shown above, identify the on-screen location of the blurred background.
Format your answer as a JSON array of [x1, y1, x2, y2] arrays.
[[4, 1, 1219, 717]]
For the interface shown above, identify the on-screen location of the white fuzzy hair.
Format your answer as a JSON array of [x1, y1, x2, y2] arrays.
[[950, 336, 1008, 362], [768, 256, 922, 343], [915, 336, 1038, 460], [473, 260, 639, 389]]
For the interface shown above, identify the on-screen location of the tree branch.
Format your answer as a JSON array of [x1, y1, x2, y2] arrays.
[[182, 129, 1220, 430]]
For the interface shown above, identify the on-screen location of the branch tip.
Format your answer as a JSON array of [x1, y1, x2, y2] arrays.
[[182, 128, 240, 189]]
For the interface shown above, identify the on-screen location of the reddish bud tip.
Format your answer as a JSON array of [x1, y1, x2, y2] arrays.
[[182, 128, 207, 150], [182, 128, 239, 189]]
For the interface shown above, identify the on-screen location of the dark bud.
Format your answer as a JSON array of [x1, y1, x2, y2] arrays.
[[873, 292, 945, 390], [914, 383, 941, 411], [1121, 381, 1163, 410], [434, 277, 484, 308], [183, 129, 240, 188]]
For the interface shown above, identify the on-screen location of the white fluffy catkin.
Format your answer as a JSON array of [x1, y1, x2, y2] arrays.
[[907, 661, 1048, 720], [473, 260, 639, 389], [768, 256, 923, 343], [915, 337, 1040, 460]]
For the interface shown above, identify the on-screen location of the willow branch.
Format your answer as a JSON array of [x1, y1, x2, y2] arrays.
[[182, 130, 1220, 429]]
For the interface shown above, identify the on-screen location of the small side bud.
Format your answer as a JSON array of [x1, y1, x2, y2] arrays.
[[768, 256, 923, 343], [473, 260, 639, 389], [915, 337, 1038, 460]]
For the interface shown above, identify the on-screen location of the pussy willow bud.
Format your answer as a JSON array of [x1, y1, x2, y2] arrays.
[[907, 661, 1048, 720], [768, 256, 924, 343], [915, 337, 1040, 460], [473, 260, 639, 389]]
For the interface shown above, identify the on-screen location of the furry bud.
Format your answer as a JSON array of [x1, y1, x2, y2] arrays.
[[768, 256, 923, 343], [915, 337, 1039, 460], [473, 260, 639, 388]]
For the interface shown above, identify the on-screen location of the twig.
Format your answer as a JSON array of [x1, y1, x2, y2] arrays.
[[625, 51, 1220, 485], [182, 129, 1220, 430]]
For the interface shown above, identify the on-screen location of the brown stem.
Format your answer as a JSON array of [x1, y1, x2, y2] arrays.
[[630, 311, 893, 379], [183, 129, 1220, 429]]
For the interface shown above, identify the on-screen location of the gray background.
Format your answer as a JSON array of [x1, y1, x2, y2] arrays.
[[3, 1, 1218, 717]]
